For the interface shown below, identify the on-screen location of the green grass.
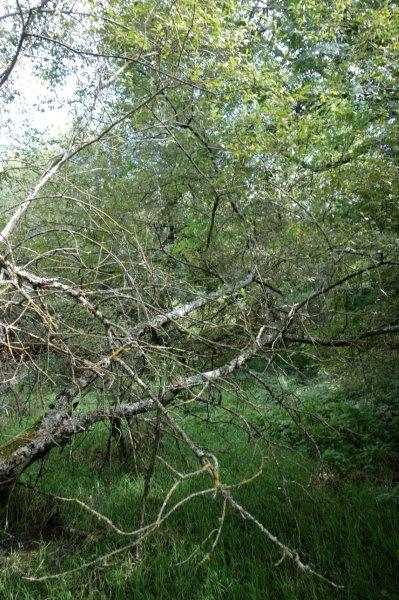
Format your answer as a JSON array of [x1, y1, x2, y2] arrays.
[[0, 401, 398, 600]]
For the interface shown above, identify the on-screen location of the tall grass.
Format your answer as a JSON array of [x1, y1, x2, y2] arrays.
[[1, 398, 398, 600]]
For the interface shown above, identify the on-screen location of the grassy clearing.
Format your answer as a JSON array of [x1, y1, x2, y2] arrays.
[[0, 379, 398, 599]]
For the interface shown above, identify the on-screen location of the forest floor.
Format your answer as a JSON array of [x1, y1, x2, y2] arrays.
[[0, 378, 398, 599]]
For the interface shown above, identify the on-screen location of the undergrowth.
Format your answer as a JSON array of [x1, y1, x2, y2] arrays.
[[0, 377, 398, 599]]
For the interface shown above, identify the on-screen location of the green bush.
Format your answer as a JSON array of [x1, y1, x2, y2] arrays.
[[255, 378, 399, 477]]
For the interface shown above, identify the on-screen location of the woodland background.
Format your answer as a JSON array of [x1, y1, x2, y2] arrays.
[[0, 0, 398, 598]]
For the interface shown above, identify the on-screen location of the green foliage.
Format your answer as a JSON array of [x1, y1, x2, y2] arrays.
[[0, 1, 398, 595], [0, 411, 398, 599], [254, 377, 399, 476]]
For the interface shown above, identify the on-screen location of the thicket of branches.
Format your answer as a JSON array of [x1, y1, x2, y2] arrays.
[[0, 0, 397, 584]]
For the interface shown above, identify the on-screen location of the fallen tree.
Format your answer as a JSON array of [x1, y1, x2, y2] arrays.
[[1, 255, 396, 488], [0, 0, 397, 587]]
